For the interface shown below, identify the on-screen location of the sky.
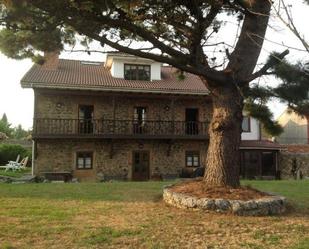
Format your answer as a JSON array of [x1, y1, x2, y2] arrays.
[[0, 1, 308, 129]]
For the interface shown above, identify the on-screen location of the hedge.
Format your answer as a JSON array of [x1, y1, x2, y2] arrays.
[[0, 144, 32, 166]]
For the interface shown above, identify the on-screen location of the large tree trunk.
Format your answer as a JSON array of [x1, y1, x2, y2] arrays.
[[204, 85, 244, 188]]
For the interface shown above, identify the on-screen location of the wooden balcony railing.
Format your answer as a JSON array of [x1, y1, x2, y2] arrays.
[[33, 119, 209, 139]]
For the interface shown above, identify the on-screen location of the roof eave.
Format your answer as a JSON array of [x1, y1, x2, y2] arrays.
[[20, 81, 209, 96]]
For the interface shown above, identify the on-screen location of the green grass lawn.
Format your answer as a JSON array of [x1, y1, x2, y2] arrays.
[[0, 167, 31, 178], [0, 180, 308, 249]]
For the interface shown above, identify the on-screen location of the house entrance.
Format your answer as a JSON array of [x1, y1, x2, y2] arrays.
[[185, 108, 199, 135], [132, 151, 150, 181]]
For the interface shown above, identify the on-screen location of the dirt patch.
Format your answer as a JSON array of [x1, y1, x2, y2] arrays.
[[170, 180, 270, 201]]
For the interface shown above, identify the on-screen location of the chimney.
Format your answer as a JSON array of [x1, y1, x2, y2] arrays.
[[42, 50, 60, 70]]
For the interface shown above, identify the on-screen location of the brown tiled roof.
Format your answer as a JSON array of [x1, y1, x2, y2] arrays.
[[240, 140, 286, 150], [21, 59, 209, 95], [286, 144, 309, 153]]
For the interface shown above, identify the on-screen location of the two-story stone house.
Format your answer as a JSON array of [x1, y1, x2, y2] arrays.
[[276, 108, 309, 144], [21, 52, 283, 181]]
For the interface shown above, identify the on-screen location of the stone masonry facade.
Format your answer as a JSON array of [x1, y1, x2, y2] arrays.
[[34, 89, 212, 122], [33, 89, 211, 181], [34, 139, 209, 181], [279, 152, 309, 179]]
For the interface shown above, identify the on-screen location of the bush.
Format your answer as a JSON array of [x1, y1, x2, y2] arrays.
[[0, 144, 32, 166]]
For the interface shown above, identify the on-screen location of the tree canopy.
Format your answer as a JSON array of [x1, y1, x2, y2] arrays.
[[0, 0, 292, 134], [0, 113, 31, 139], [268, 0, 309, 117]]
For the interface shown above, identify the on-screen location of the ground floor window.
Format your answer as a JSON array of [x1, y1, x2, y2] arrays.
[[186, 151, 200, 167], [76, 152, 93, 169]]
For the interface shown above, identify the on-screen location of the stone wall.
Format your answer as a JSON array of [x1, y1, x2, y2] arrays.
[[279, 152, 309, 179], [34, 89, 212, 122], [34, 139, 209, 181], [33, 89, 211, 181]]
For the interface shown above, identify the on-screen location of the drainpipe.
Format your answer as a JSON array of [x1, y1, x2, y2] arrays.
[[31, 140, 35, 176], [307, 116, 309, 144]]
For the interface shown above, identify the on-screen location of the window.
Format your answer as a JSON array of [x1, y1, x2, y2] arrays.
[[186, 151, 200, 167], [242, 116, 250, 132], [124, 64, 150, 81], [76, 152, 93, 169]]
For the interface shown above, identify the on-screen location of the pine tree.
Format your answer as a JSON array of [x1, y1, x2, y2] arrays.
[[0, 0, 302, 188], [254, 0, 309, 118], [0, 113, 12, 137]]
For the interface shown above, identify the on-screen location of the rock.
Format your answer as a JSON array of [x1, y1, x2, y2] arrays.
[[256, 200, 270, 216], [197, 198, 215, 210], [96, 172, 105, 182], [215, 199, 230, 211], [71, 178, 79, 183], [230, 200, 243, 215], [242, 201, 258, 210], [183, 197, 197, 208]]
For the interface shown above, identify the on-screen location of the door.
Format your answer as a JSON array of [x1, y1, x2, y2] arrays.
[[185, 108, 199, 135], [79, 105, 94, 134], [242, 151, 260, 179], [261, 152, 276, 176], [132, 151, 150, 181], [133, 107, 147, 134]]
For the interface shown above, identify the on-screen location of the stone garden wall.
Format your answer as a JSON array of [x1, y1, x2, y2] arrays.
[[279, 152, 309, 179], [163, 184, 287, 216]]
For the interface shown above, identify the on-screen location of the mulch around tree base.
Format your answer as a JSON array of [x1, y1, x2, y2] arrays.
[[171, 180, 270, 201]]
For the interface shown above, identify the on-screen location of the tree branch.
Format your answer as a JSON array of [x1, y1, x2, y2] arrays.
[[246, 49, 289, 82]]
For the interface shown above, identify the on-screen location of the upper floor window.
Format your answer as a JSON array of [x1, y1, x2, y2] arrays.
[[124, 64, 150, 81], [242, 116, 251, 132]]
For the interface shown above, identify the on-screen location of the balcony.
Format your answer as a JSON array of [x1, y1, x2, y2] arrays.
[[33, 119, 209, 140]]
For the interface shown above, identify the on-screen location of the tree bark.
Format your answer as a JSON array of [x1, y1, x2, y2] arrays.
[[203, 84, 244, 188]]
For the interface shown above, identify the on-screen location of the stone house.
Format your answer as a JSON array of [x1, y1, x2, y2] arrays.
[[240, 117, 284, 179], [276, 108, 309, 144], [21, 52, 284, 181], [275, 109, 309, 179]]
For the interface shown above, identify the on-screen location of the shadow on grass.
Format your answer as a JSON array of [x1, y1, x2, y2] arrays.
[[0, 180, 308, 215], [0, 181, 174, 203]]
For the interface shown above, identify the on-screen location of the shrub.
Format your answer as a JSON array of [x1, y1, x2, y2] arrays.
[[0, 144, 32, 166]]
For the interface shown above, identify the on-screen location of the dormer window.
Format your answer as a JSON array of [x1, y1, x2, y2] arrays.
[[124, 64, 150, 81]]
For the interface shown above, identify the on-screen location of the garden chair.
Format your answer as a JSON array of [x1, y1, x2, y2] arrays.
[[4, 155, 23, 171], [1, 155, 20, 169], [18, 157, 29, 170], [10, 154, 20, 165]]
